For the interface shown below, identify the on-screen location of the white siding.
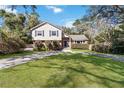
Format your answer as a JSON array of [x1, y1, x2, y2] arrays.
[[32, 23, 62, 40]]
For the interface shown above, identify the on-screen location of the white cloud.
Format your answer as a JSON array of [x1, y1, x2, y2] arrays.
[[65, 20, 74, 28], [0, 5, 17, 14], [45, 6, 63, 13], [62, 18, 75, 28]]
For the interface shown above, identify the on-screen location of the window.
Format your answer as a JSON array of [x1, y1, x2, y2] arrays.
[[77, 41, 80, 44], [52, 31, 56, 36], [37, 31, 42, 36], [35, 30, 44, 36], [49, 30, 59, 36]]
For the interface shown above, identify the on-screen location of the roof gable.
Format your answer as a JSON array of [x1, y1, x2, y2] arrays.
[[30, 22, 62, 31]]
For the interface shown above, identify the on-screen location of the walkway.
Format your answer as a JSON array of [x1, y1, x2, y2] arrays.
[[73, 51, 124, 62], [0, 50, 124, 70], [0, 51, 61, 69], [62, 47, 72, 52]]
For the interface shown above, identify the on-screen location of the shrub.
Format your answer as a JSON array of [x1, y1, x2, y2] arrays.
[[92, 42, 124, 54], [13, 38, 26, 48], [53, 41, 61, 50], [44, 41, 53, 50], [71, 44, 89, 50], [33, 48, 37, 51], [92, 43, 112, 53], [0, 42, 9, 54], [34, 42, 46, 51], [21, 36, 28, 42], [112, 40, 124, 54], [48, 42, 54, 50], [112, 46, 124, 54], [7, 38, 21, 53], [0, 37, 26, 54], [21, 35, 32, 44], [34, 41, 62, 51]]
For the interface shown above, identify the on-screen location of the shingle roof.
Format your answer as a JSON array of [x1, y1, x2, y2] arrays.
[[69, 35, 88, 41]]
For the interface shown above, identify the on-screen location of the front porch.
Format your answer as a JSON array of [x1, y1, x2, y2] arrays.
[[62, 35, 71, 49]]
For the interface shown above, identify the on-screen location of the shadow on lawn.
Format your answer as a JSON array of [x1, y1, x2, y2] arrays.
[[2, 53, 124, 87], [44, 66, 124, 87], [49, 53, 124, 75], [43, 53, 124, 87]]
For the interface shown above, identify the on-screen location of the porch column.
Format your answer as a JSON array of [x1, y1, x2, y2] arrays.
[[59, 41, 62, 49], [62, 38, 63, 48], [69, 36, 71, 49]]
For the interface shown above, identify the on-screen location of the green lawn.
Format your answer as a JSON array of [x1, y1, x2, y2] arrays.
[[0, 53, 124, 88], [72, 49, 124, 56], [0, 51, 35, 59], [72, 49, 93, 52]]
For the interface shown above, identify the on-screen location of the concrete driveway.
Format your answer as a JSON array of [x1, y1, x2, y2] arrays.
[[0, 51, 61, 69]]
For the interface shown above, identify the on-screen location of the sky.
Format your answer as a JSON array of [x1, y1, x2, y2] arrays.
[[0, 5, 89, 27]]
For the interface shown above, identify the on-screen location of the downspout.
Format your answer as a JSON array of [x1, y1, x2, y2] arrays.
[[69, 36, 71, 49]]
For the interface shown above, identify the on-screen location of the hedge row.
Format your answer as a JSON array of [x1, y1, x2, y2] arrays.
[[92, 43, 124, 54], [34, 41, 62, 51], [111, 46, 124, 54], [91, 44, 112, 53], [71, 44, 89, 50]]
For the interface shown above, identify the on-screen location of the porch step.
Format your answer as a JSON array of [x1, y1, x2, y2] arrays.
[[62, 47, 72, 52], [62, 50, 72, 52], [24, 48, 33, 51]]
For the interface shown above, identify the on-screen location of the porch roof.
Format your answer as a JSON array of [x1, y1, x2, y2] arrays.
[[69, 35, 88, 41]]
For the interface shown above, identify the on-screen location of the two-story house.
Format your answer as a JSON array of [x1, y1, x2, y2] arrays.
[[30, 21, 88, 49]]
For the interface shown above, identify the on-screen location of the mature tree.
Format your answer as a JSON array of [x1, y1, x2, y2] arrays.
[[73, 16, 96, 43], [73, 19, 81, 26], [73, 18, 87, 34], [0, 5, 40, 44], [90, 6, 124, 53], [88, 6, 124, 24], [11, 5, 37, 14], [26, 13, 40, 30], [0, 10, 16, 31], [62, 27, 72, 35], [0, 10, 26, 33], [73, 6, 124, 43], [87, 6, 124, 42]]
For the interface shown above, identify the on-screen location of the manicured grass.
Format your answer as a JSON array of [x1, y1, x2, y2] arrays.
[[0, 51, 35, 59], [0, 53, 124, 88], [72, 49, 124, 56], [72, 49, 93, 52]]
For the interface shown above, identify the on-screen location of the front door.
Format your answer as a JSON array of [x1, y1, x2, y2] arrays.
[[64, 41, 67, 47]]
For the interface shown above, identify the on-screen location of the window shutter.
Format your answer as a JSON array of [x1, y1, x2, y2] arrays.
[[35, 30, 37, 36], [43, 30, 44, 36], [57, 30, 59, 37], [49, 30, 51, 37]]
